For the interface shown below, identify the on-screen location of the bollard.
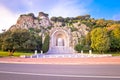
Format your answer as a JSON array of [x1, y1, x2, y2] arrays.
[[89, 50, 92, 55], [41, 50, 43, 54], [81, 50, 83, 54], [34, 50, 37, 55]]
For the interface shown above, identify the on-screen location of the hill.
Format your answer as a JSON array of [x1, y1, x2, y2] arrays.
[[0, 12, 120, 53]]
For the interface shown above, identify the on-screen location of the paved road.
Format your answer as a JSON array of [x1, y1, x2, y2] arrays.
[[0, 63, 120, 80]]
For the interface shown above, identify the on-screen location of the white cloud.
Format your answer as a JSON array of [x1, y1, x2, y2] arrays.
[[16, 0, 90, 17], [0, 0, 91, 33], [48, 0, 89, 17], [0, 4, 18, 32]]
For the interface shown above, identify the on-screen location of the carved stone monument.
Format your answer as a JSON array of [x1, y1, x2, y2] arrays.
[[47, 27, 74, 54]]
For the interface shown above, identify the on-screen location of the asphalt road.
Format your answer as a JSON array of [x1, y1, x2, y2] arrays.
[[0, 63, 120, 80]]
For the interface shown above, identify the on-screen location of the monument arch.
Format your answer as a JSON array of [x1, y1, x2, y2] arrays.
[[47, 27, 74, 54]]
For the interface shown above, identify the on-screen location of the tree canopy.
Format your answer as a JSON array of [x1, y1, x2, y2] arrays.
[[0, 29, 42, 52], [91, 28, 110, 53]]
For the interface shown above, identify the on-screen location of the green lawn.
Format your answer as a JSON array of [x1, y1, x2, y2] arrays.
[[84, 51, 120, 56], [0, 50, 120, 57], [110, 52, 120, 56], [0, 51, 33, 57]]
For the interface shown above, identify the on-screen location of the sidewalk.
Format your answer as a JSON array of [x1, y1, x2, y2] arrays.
[[0, 57, 120, 65]]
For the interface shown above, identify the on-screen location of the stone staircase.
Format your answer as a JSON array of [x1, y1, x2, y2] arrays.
[[47, 46, 74, 54]]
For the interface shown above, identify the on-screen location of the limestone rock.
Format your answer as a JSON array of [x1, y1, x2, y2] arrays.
[[9, 12, 52, 31], [52, 22, 61, 27], [38, 12, 52, 28], [78, 24, 90, 36], [16, 14, 34, 29], [72, 22, 90, 36], [38, 12, 48, 19]]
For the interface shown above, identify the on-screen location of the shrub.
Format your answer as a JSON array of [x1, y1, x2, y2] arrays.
[[42, 34, 50, 53], [74, 44, 84, 53]]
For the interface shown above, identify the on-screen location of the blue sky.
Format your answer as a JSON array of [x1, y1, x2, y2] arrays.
[[0, 0, 120, 32]]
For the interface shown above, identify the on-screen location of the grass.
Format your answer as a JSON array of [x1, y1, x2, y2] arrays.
[[0, 50, 120, 57], [77, 50, 120, 56], [92, 52, 120, 56], [94, 52, 120, 56], [0, 51, 33, 57], [110, 52, 120, 56]]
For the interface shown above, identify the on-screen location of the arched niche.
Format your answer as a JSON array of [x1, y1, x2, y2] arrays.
[[47, 28, 74, 54], [51, 30, 69, 48], [56, 34, 64, 46]]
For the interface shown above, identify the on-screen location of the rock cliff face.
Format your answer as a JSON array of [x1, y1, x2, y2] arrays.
[[37, 12, 51, 28], [9, 12, 90, 46], [9, 12, 52, 31]]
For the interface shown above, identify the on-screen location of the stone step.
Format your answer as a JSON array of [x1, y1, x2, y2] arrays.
[[23, 53, 112, 58], [47, 47, 74, 54]]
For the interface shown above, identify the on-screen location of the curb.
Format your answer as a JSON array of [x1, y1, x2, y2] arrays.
[[0, 57, 120, 65]]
